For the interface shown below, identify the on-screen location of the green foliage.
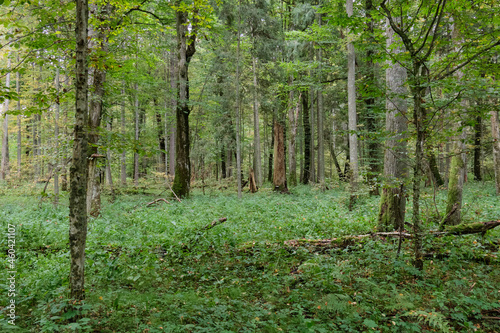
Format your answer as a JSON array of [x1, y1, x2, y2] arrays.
[[1, 182, 499, 331]]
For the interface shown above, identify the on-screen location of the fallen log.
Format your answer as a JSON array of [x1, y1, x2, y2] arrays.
[[146, 198, 171, 207], [181, 217, 228, 250], [444, 220, 500, 235]]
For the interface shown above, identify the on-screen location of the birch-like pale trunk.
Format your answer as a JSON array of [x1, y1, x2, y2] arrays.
[[134, 82, 139, 186], [252, 57, 262, 186], [69, 0, 89, 301], [1, 58, 10, 180], [288, 85, 299, 186], [16, 59, 21, 178], [347, 0, 359, 201], [378, 17, 408, 231]]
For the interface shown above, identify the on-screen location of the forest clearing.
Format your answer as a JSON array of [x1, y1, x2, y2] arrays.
[[1, 0, 500, 331]]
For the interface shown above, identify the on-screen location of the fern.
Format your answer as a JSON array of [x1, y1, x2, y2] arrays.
[[404, 310, 453, 333]]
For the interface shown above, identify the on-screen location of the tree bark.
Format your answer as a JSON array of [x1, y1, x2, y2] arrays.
[[155, 106, 166, 173], [54, 68, 60, 205], [273, 119, 288, 192], [473, 114, 482, 181], [70, 0, 89, 301], [16, 55, 21, 178], [491, 110, 500, 195], [120, 87, 126, 185], [378, 17, 408, 232], [347, 0, 359, 204], [169, 54, 176, 177], [252, 57, 262, 186], [133, 82, 139, 186], [87, 3, 109, 216], [317, 16, 325, 190], [172, 7, 196, 197], [236, 3, 242, 199], [1, 58, 10, 181], [288, 87, 299, 186], [301, 90, 311, 184], [268, 119, 274, 183]]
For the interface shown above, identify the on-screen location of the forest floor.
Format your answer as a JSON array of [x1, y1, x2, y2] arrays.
[[0, 179, 499, 332]]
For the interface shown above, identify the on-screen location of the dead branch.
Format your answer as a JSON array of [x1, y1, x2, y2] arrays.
[[146, 198, 170, 207], [202, 217, 228, 230]]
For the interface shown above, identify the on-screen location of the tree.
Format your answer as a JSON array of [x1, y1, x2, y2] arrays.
[[378, 15, 408, 232], [69, 0, 89, 301], [1, 58, 10, 180]]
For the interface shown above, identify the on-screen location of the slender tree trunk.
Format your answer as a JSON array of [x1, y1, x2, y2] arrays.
[[169, 54, 176, 177], [252, 57, 262, 186], [172, 6, 196, 197], [120, 87, 126, 185], [317, 11, 325, 189], [134, 83, 139, 186], [473, 115, 482, 181], [309, 86, 315, 183], [16, 59, 21, 178], [54, 68, 60, 205], [1, 58, 10, 180], [301, 90, 311, 184], [288, 87, 299, 186], [273, 118, 287, 192], [347, 0, 359, 206], [69, 0, 89, 301], [155, 106, 166, 173], [378, 17, 408, 231], [236, 1, 242, 198], [105, 120, 113, 186], [491, 110, 500, 195]]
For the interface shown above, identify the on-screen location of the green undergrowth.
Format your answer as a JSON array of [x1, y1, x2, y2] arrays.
[[0, 181, 499, 332]]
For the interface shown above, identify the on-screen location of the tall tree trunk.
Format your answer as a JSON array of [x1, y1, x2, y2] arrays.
[[54, 68, 60, 205], [347, 0, 359, 206], [301, 90, 311, 184], [87, 3, 109, 217], [364, 0, 381, 195], [473, 114, 482, 181], [288, 87, 299, 186], [70, 0, 89, 301], [133, 83, 139, 186], [317, 13, 325, 190], [443, 22, 467, 227], [120, 87, 126, 185], [309, 86, 315, 182], [169, 54, 176, 177], [252, 57, 262, 186], [16, 58, 21, 178], [1, 58, 10, 180], [273, 118, 287, 192], [236, 2, 242, 198], [491, 110, 500, 195], [61, 75, 69, 191], [105, 120, 113, 186], [268, 119, 274, 182], [378, 17, 408, 232], [172, 6, 196, 197]]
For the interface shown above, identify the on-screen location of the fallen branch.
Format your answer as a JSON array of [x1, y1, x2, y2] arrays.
[[146, 198, 170, 207], [202, 217, 228, 230], [166, 179, 182, 203], [443, 220, 500, 235]]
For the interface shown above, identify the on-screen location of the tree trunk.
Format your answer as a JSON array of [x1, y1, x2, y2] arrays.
[[252, 57, 262, 186], [378, 17, 408, 232], [156, 107, 166, 173], [105, 120, 113, 187], [317, 21, 325, 190], [268, 120, 274, 183], [288, 87, 299, 186], [54, 68, 60, 205], [473, 115, 482, 181], [172, 7, 196, 197], [347, 0, 359, 205], [491, 110, 500, 195], [236, 4, 242, 199], [120, 87, 126, 185], [16, 59, 21, 178], [309, 86, 315, 183], [87, 3, 109, 217], [273, 119, 287, 192], [133, 83, 139, 186], [443, 22, 467, 227], [1, 58, 10, 181], [301, 90, 311, 184], [169, 54, 177, 177], [69, 0, 89, 301]]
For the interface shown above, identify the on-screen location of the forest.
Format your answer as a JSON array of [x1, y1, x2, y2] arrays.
[[0, 0, 500, 331]]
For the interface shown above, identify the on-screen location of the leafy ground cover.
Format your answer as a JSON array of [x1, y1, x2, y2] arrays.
[[0, 180, 499, 332]]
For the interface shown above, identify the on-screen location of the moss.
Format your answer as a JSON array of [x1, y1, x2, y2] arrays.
[[442, 152, 464, 227]]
